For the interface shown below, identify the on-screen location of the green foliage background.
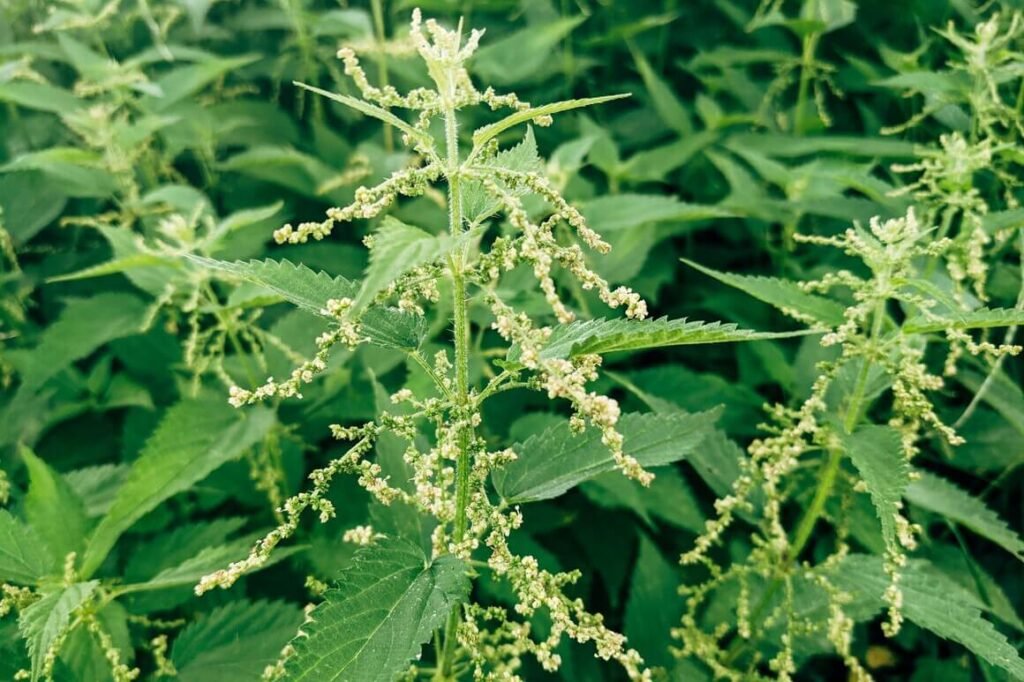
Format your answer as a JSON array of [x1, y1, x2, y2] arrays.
[[1, 0, 1022, 680]]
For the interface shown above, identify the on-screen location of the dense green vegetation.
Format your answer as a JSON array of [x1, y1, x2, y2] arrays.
[[1, 1, 1022, 680]]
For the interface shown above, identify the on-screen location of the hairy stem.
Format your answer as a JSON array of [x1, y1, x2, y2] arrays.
[[439, 100, 471, 679]]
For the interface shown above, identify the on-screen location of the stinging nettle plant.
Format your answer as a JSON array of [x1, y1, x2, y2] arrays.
[[188, 10, 799, 681], [671, 12, 1024, 676]]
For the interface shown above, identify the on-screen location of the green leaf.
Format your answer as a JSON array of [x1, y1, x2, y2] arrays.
[[493, 410, 721, 504], [7, 293, 147, 394], [0, 510, 56, 585], [830, 555, 1024, 679], [472, 94, 630, 149], [63, 464, 128, 518], [582, 466, 705, 533], [123, 518, 246, 583], [47, 253, 173, 283], [19, 581, 99, 682], [903, 308, 1024, 333], [20, 446, 89, 563], [0, 81, 82, 114], [802, 0, 857, 32], [957, 368, 1024, 438], [519, 317, 812, 362], [1, 148, 118, 198], [359, 217, 479, 312], [281, 537, 470, 681], [126, 541, 303, 593], [0, 171, 67, 243], [172, 600, 305, 682], [80, 400, 275, 578], [906, 471, 1024, 562], [146, 55, 259, 110], [837, 426, 910, 555], [294, 82, 432, 148], [624, 535, 684, 669], [723, 132, 916, 159], [580, 194, 732, 233], [218, 146, 338, 197], [471, 16, 584, 85], [186, 256, 424, 350], [981, 207, 1024, 235], [682, 258, 847, 326], [632, 49, 691, 135], [463, 127, 543, 223], [621, 131, 717, 183]]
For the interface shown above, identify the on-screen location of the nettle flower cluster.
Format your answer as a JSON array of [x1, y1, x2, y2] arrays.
[[892, 12, 1024, 301], [673, 208, 1021, 681], [202, 10, 651, 680]]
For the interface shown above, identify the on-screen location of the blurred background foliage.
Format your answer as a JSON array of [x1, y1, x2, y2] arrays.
[[0, 0, 1021, 680]]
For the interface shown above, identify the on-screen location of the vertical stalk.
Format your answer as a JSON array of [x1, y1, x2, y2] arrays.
[[842, 300, 886, 434], [371, 0, 394, 152], [794, 0, 820, 135], [794, 32, 819, 135], [445, 107, 471, 546], [438, 100, 471, 680]]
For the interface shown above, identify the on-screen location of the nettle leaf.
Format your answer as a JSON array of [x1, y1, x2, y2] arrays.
[[7, 293, 147, 394], [0, 81, 82, 114], [581, 466, 705, 534], [982, 206, 1024, 235], [580, 194, 732, 234], [47, 253, 173, 284], [187, 256, 424, 350], [471, 16, 583, 85], [624, 535, 684, 669], [281, 537, 470, 681], [358, 217, 479, 311], [0, 147, 119, 198], [294, 82, 432, 148], [472, 94, 630, 148], [172, 600, 305, 682], [682, 258, 846, 326], [516, 317, 811, 362], [906, 471, 1024, 562], [723, 132, 916, 159], [63, 464, 128, 518], [127, 541, 303, 593], [0, 510, 57, 585], [145, 55, 259, 110], [837, 426, 909, 555], [830, 555, 1024, 679], [493, 409, 721, 504], [21, 446, 89, 562], [903, 307, 1024, 334], [957, 368, 1024, 438], [19, 581, 99, 682], [0, 171, 67, 243], [463, 127, 543, 223], [80, 400, 275, 578], [632, 49, 691, 135]]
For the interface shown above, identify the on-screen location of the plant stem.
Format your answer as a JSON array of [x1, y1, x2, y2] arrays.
[[794, 14, 820, 135], [438, 100, 472, 680], [842, 300, 886, 434], [371, 0, 394, 152]]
